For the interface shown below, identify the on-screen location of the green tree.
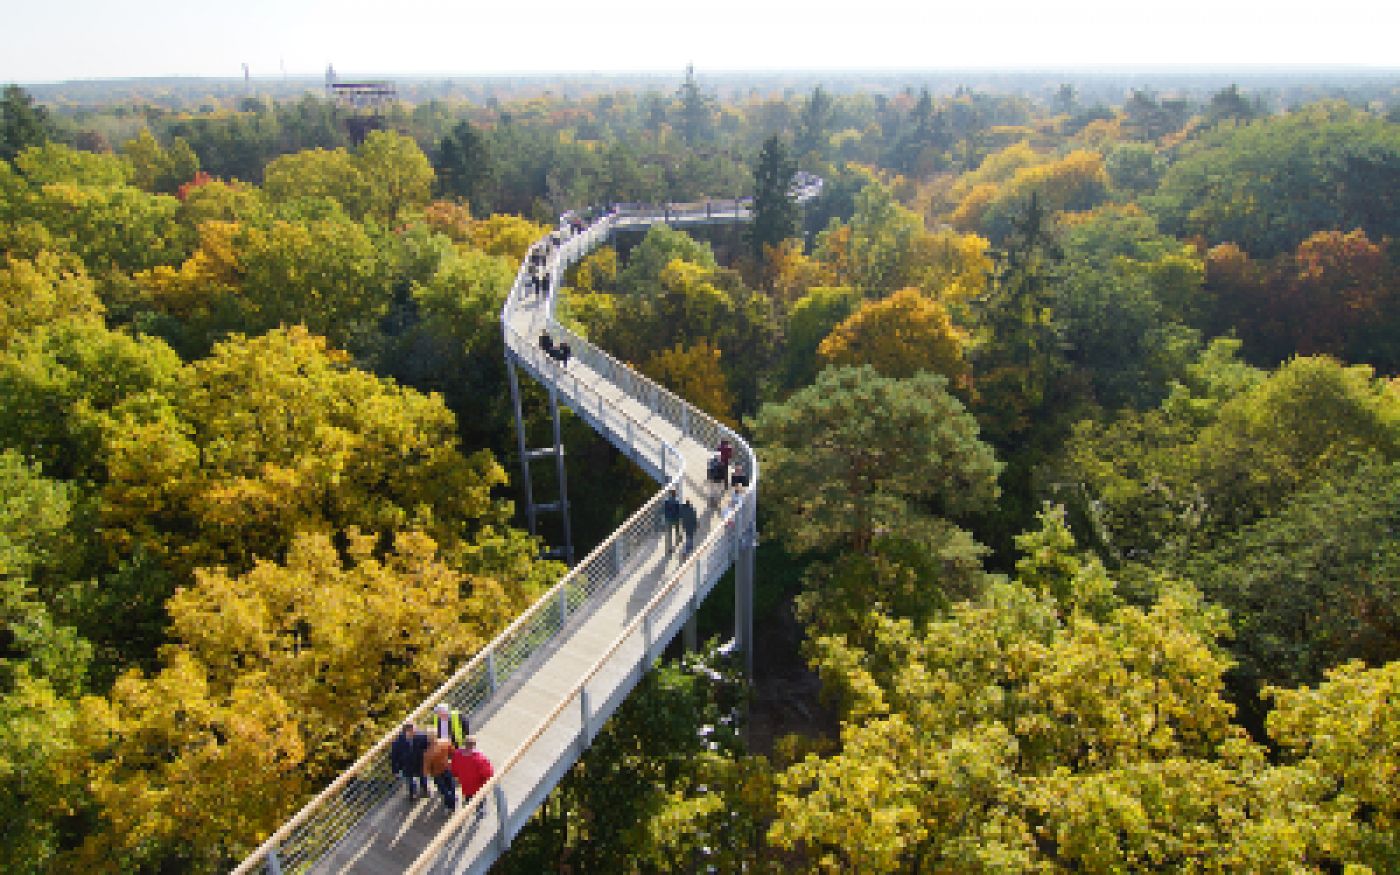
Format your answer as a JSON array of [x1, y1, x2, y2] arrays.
[[121, 129, 201, 194], [356, 129, 435, 222], [0, 451, 91, 875], [262, 145, 368, 215], [675, 64, 713, 146], [615, 222, 717, 297], [1058, 351, 1399, 566], [0, 85, 53, 163], [972, 192, 1068, 446], [1204, 83, 1262, 127], [1266, 660, 1400, 867], [138, 214, 394, 356], [1149, 102, 1400, 257], [13, 142, 131, 187], [795, 85, 833, 163], [1054, 207, 1204, 411], [0, 319, 184, 482], [753, 365, 1000, 557], [434, 119, 494, 212], [748, 134, 799, 269], [1184, 457, 1399, 692], [779, 285, 860, 390]]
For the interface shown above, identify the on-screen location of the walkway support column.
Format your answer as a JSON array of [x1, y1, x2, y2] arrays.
[[507, 357, 537, 536], [735, 519, 755, 678], [684, 613, 698, 652], [548, 387, 575, 565]]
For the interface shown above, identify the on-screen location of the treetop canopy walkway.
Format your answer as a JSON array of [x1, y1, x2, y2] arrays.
[[234, 199, 759, 875]]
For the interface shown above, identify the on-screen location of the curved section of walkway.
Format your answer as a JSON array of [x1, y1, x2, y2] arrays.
[[233, 200, 757, 875]]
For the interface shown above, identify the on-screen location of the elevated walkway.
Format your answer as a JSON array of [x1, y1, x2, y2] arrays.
[[234, 199, 757, 875]]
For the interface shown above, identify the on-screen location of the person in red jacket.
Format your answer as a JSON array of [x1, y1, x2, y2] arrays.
[[449, 735, 495, 816]]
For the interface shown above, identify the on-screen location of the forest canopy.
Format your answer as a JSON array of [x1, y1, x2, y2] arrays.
[[2, 72, 1398, 873]]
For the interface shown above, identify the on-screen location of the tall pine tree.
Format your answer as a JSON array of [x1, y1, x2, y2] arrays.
[[748, 135, 797, 268]]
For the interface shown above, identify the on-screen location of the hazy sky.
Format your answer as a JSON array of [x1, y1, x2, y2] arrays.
[[4, 0, 1397, 82]]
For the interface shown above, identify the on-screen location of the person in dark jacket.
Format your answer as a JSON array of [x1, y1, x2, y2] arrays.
[[663, 488, 682, 552], [680, 498, 699, 557], [390, 722, 429, 800]]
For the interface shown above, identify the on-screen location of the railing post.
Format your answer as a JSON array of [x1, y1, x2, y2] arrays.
[[558, 586, 569, 628], [487, 651, 498, 693], [265, 848, 282, 875], [681, 405, 690, 438], [579, 687, 592, 745], [494, 782, 510, 853], [612, 538, 623, 577]]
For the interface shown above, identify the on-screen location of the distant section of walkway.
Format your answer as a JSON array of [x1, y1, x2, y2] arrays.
[[234, 200, 758, 875]]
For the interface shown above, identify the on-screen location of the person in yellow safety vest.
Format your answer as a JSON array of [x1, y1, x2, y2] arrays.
[[433, 702, 468, 748]]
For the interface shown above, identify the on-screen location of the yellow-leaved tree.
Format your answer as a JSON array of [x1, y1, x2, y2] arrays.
[[74, 529, 540, 873], [641, 341, 738, 428], [98, 326, 508, 573], [817, 288, 970, 387], [467, 213, 550, 261], [0, 251, 104, 346]]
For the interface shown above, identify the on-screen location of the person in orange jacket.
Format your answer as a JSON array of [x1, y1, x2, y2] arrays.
[[423, 736, 457, 811]]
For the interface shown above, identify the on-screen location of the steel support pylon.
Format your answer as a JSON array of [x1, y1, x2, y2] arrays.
[[507, 355, 575, 566]]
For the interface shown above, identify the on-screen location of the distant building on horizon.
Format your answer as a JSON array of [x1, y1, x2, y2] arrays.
[[324, 64, 396, 144], [325, 64, 397, 110]]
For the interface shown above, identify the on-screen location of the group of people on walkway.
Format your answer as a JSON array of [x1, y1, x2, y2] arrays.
[[527, 267, 551, 301], [389, 702, 495, 817], [539, 331, 572, 367], [708, 439, 749, 503], [662, 487, 699, 557], [662, 440, 749, 558]]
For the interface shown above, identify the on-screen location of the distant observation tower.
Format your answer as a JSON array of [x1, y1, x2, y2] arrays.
[[325, 64, 397, 144]]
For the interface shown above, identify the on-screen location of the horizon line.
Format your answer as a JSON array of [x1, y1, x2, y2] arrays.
[[14, 62, 1400, 87]]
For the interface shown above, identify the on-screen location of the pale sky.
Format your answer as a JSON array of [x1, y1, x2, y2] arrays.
[[3, 0, 1397, 82]]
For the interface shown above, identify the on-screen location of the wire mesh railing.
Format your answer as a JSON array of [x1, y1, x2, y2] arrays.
[[403, 468, 751, 875], [234, 203, 757, 875]]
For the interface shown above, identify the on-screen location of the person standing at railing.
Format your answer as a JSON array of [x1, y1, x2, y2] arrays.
[[390, 722, 430, 801], [424, 735, 458, 812], [722, 482, 747, 526]]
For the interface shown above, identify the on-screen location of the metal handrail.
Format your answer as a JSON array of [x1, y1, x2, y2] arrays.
[[403, 465, 751, 875], [234, 203, 757, 875]]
